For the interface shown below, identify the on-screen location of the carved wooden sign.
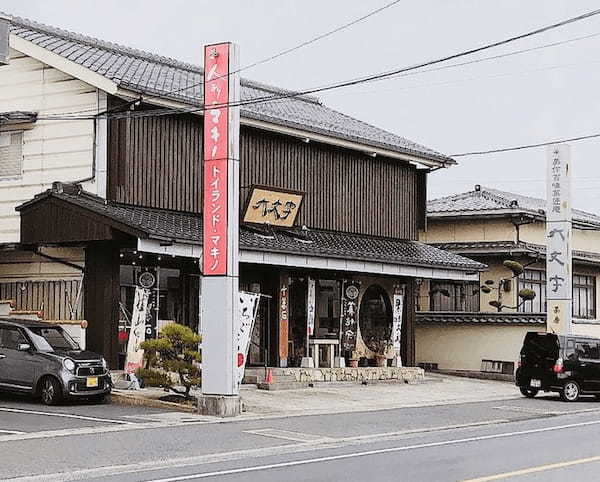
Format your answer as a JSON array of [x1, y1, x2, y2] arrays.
[[243, 187, 303, 228]]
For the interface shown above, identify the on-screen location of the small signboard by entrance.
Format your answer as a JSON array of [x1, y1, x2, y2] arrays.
[[243, 187, 303, 228]]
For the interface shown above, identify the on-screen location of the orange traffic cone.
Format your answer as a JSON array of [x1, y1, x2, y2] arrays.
[[265, 369, 274, 384]]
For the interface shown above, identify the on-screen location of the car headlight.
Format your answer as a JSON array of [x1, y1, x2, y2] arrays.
[[63, 358, 76, 372], [101, 357, 107, 370]]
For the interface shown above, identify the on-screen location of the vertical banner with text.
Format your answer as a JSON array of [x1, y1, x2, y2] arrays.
[[203, 43, 230, 276], [546, 144, 572, 335]]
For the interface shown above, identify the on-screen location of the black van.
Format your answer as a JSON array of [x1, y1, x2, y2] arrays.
[[516, 331, 600, 402]]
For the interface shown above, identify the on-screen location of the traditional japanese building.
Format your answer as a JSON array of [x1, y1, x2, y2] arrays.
[[417, 185, 600, 376], [0, 14, 483, 373]]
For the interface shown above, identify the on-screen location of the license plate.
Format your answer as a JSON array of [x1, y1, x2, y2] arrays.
[[86, 377, 99, 388], [530, 379, 541, 388]]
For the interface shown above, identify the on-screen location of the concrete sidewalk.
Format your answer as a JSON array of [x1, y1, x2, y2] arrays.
[[111, 374, 521, 419], [240, 374, 520, 417]]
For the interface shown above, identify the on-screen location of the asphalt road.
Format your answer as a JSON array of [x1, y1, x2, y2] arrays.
[[3, 390, 600, 481]]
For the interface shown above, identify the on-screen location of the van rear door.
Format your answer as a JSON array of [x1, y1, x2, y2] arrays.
[[520, 332, 559, 381]]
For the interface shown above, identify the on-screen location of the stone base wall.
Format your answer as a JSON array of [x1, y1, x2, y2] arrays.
[[272, 367, 424, 383]]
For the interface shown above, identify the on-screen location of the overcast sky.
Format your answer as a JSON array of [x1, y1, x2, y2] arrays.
[[3, 0, 600, 212]]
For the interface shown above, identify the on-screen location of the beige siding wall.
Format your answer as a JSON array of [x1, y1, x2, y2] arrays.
[[420, 218, 516, 244], [519, 221, 600, 252], [0, 47, 100, 244], [416, 324, 530, 371], [416, 322, 600, 372]]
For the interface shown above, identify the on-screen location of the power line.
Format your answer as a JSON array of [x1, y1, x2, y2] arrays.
[[43, 27, 600, 120], [36, 7, 600, 123], [451, 133, 600, 157], [327, 30, 600, 96], [126, 0, 404, 102]]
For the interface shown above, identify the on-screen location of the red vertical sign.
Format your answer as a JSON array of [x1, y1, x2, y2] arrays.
[[203, 43, 230, 276]]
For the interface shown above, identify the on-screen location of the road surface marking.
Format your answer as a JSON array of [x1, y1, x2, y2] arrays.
[[338, 419, 509, 442], [493, 405, 557, 415], [463, 455, 600, 481], [0, 429, 25, 434], [4, 419, 515, 481], [0, 406, 133, 425], [142, 418, 600, 481], [244, 428, 332, 442], [494, 404, 600, 416]]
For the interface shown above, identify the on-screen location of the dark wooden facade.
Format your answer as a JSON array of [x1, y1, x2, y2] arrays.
[[107, 112, 427, 240], [0, 279, 83, 320]]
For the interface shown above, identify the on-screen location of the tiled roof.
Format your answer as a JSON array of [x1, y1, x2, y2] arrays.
[[416, 311, 546, 325], [432, 240, 600, 266], [240, 226, 485, 271], [4, 13, 453, 165], [428, 186, 600, 227], [17, 183, 485, 272]]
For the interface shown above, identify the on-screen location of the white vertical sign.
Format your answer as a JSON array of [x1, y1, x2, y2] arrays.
[[124, 287, 149, 374], [307, 277, 316, 337], [237, 292, 260, 385], [546, 144, 572, 335], [392, 293, 403, 367]]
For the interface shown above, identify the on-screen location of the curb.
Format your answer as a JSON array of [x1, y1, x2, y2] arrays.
[[108, 391, 197, 413]]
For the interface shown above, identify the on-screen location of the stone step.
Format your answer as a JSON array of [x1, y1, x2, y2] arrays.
[[257, 381, 310, 391]]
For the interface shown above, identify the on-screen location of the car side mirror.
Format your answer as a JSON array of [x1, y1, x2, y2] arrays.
[[17, 343, 31, 352]]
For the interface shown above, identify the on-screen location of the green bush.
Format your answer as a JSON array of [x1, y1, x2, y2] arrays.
[[138, 323, 201, 398]]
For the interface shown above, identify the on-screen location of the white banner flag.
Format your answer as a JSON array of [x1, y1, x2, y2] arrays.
[[307, 277, 316, 336], [125, 287, 150, 374], [237, 291, 261, 385], [392, 293, 404, 366]]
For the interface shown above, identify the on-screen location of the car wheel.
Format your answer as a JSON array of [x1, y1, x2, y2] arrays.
[[561, 381, 580, 402], [40, 376, 62, 406], [520, 387, 539, 398]]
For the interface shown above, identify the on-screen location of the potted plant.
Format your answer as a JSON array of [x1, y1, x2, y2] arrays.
[[348, 351, 359, 368], [368, 338, 393, 367]]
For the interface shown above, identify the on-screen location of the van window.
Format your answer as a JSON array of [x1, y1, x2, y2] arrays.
[[575, 341, 600, 360], [565, 339, 576, 360]]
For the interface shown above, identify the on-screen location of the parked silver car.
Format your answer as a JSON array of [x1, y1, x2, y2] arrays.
[[0, 318, 111, 405]]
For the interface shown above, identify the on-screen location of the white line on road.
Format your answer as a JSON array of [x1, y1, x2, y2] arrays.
[[243, 428, 333, 443], [0, 429, 25, 434], [0, 406, 134, 425], [144, 418, 600, 481], [5, 419, 512, 481]]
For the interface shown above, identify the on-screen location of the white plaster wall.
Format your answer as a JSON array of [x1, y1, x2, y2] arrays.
[[0, 47, 100, 244]]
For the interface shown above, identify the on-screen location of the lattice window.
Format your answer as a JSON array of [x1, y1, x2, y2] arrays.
[[0, 131, 23, 178]]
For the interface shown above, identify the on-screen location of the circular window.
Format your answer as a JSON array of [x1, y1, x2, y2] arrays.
[[359, 285, 392, 352]]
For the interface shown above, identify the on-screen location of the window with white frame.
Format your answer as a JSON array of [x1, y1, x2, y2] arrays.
[[573, 274, 596, 319], [0, 131, 24, 178], [429, 280, 480, 312], [518, 269, 546, 313], [518, 269, 596, 319]]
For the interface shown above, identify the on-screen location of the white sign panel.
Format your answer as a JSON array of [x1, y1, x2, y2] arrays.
[[546, 145, 572, 335], [125, 287, 150, 374], [392, 293, 403, 367], [236, 291, 260, 385], [307, 278, 316, 337]]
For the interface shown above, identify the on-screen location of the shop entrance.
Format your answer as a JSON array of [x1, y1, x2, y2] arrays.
[[288, 276, 341, 367], [359, 284, 393, 353]]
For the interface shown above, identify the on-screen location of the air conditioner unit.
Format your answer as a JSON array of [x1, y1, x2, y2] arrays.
[[0, 14, 9, 66]]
